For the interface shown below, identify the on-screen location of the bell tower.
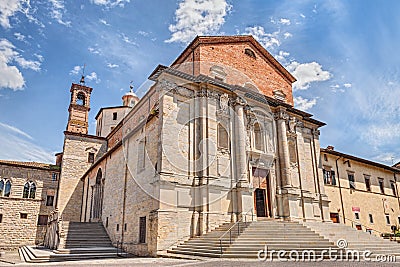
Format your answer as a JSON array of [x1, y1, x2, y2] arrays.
[[66, 78, 92, 134]]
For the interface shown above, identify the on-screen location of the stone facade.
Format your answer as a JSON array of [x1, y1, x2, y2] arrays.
[[321, 147, 400, 235], [95, 106, 131, 137], [57, 83, 107, 222], [78, 36, 328, 256], [0, 161, 60, 250]]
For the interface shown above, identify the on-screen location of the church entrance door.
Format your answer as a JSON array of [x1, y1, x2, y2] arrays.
[[252, 168, 272, 218]]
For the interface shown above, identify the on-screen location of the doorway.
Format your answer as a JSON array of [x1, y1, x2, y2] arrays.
[[252, 167, 272, 218], [255, 189, 267, 217]]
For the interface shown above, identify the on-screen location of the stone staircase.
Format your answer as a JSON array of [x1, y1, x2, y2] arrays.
[[304, 221, 400, 256], [19, 222, 119, 263], [167, 220, 343, 259]]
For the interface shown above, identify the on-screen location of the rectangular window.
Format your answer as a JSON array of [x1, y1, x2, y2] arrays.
[[369, 214, 374, 224], [0, 214, 2, 223], [113, 112, 118, 120], [88, 152, 95, 163], [46, 195, 54, 207], [323, 154, 328, 161], [391, 181, 397, 196], [348, 173, 355, 189], [20, 213, 28, 219], [137, 139, 146, 170], [379, 179, 385, 194], [37, 215, 48, 226], [116, 224, 119, 231], [398, 216, 400, 225], [354, 212, 360, 220], [139, 216, 146, 243], [52, 173, 58, 181], [364, 176, 371, 192], [323, 169, 336, 186], [124, 223, 127, 232], [386, 215, 391, 225], [106, 217, 108, 228]]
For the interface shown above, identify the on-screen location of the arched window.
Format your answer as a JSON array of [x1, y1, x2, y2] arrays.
[[218, 123, 229, 150], [254, 122, 264, 151], [0, 179, 11, 197], [245, 48, 256, 59], [0, 179, 3, 196], [76, 92, 86, 106], [96, 169, 102, 185], [23, 182, 36, 199], [30, 183, 36, 199], [4, 180, 11, 197]]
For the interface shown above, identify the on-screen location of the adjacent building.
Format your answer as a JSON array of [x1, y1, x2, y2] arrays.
[[0, 160, 60, 250], [322, 146, 400, 235]]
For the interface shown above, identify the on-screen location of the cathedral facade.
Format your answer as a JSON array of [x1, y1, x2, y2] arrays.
[[57, 36, 330, 256]]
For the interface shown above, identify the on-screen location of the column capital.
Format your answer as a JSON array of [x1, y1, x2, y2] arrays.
[[274, 110, 289, 121]]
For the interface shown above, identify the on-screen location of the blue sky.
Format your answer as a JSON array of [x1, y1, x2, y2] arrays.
[[0, 0, 399, 165]]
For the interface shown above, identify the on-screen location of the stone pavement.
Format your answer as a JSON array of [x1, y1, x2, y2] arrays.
[[1, 251, 400, 267]]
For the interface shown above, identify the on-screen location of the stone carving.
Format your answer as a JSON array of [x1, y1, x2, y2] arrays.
[[273, 110, 289, 121], [219, 93, 229, 111], [234, 96, 247, 106], [313, 129, 321, 137], [288, 117, 297, 133]]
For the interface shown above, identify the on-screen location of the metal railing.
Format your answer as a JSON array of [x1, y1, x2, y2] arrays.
[[116, 240, 128, 257], [218, 209, 254, 256]]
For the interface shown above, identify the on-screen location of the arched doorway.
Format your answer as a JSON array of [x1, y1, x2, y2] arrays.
[[90, 169, 104, 222]]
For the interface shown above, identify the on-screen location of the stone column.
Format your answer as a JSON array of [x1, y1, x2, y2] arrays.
[[276, 110, 291, 187], [234, 97, 251, 220], [234, 98, 248, 184]]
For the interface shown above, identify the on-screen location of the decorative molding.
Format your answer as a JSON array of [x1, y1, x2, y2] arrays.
[[273, 110, 289, 121]]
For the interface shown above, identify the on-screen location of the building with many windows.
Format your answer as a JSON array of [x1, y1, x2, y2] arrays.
[[0, 160, 60, 250], [321, 146, 400, 235]]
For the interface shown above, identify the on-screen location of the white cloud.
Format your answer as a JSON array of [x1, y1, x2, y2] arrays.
[[293, 96, 317, 111], [244, 26, 280, 49], [0, 0, 41, 29], [69, 65, 82, 75], [49, 0, 71, 26], [120, 33, 137, 45], [86, 71, 100, 83], [283, 32, 292, 39], [138, 30, 149, 36], [107, 63, 119, 68], [343, 83, 352, 88], [166, 0, 232, 43], [88, 46, 101, 54], [279, 18, 291, 25], [0, 0, 23, 28], [0, 38, 42, 90], [275, 50, 290, 62], [99, 19, 110, 26], [90, 0, 130, 8], [286, 61, 332, 90], [0, 122, 54, 163], [14, 32, 25, 41], [361, 123, 400, 148], [14, 56, 41, 71], [300, 13, 306, 19], [373, 152, 397, 165]]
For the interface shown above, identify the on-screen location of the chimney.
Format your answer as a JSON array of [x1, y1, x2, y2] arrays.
[[326, 146, 335, 151]]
